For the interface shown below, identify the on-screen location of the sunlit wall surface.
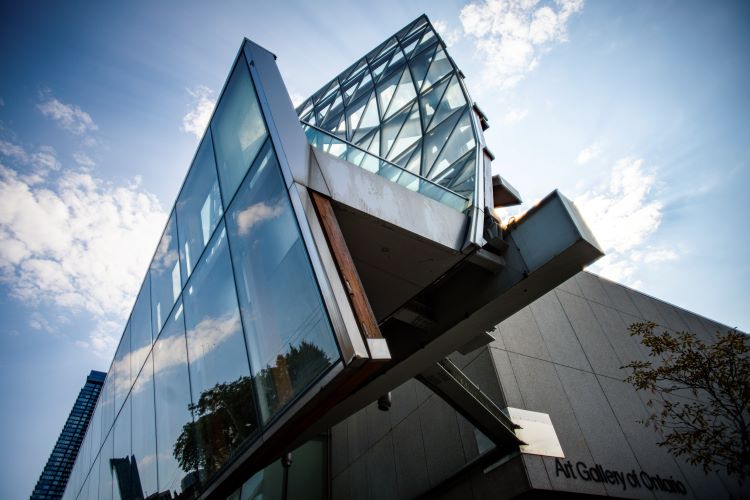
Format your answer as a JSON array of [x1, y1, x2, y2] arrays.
[[296, 15, 480, 204], [62, 46, 340, 500]]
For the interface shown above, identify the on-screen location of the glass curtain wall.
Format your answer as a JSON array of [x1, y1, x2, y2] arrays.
[[63, 45, 340, 500], [296, 15, 479, 203]]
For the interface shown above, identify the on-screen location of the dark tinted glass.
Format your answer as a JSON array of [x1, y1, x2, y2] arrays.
[[130, 277, 152, 380], [153, 299, 197, 496], [177, 133, 224, 284], [226, 144, 339, 423], [182, 222, 258, 479], [211, 57, 268, 206], [131, 354, 158, 498], [150, 212, 181, 336], [112, 398, 131, 500]]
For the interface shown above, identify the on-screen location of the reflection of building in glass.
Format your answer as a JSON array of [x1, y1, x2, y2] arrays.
[[31, 370, 105, 500], [59, 15, 743, 500]]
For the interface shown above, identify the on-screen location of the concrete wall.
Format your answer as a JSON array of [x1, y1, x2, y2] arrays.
[[330, 272, 746, 499]]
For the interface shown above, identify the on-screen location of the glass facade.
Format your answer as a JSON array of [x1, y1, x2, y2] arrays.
[[63, 45, 340, 500], [296, 15, 479, 206]]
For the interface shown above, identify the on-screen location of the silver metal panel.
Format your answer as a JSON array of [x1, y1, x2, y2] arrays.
[[507, 407, 565, 458], [312, 147, 468, 251]]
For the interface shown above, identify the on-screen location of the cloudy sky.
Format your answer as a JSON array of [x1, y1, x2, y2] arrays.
[[1, 0, 748, 497]]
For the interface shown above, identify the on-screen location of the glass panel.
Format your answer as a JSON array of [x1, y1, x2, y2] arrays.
[[88, 455, 100, 500], [183, 220, 258, 479], [100, 375, 115, 448], [346, 95, 367, 141], [351, 70, 372, 103], [131, 354, 158, 499], [150, 212, 181, 337], [212, 58, 268, 206], [409, 43, 437, 92], [423, 46, 453, 92], [153, 299, 199, 498], [239, 461, 282, 500], [112, 324, 130, 415], [422, 109, 463, 176], [177, 133, 224, 284], [287, 440, 327, 500], [419, 76, 450, 130], [99, 432, 114, 500], [381, 103, 412, 159], [352, 91, 379, 144], [383, 67, 417, 120], [376, 70, 400, 120], [428, 111, 476, 178], [88, 406, 101, 468], [226, 143, 339, 424], [130, 277, 153, 379], [387, 105, 421, 160], [428, 76, 466, 131], [112, 398, 131, 500]]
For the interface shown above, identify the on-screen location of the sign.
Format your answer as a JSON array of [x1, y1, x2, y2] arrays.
[[554, 458, 688, 495]]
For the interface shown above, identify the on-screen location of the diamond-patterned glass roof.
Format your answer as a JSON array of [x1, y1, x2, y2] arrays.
[[297, 15, 481, 205]]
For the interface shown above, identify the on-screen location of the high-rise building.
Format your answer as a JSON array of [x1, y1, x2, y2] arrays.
[[59, 15, 745, 500], [32, 370, 106, 500]]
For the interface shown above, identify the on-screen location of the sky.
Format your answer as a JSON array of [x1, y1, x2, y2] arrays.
[[1, 0, 748, 497]]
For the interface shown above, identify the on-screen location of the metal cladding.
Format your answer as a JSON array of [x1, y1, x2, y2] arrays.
[[296, 15, 480, 203]]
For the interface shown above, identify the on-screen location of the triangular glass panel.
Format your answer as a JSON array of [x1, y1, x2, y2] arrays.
[[297, 100, 312, 118], [380, 103, 412, 158], [403, 17, 428, 41], [352, 70, 373, 102], [405, 146, 421, 174], [335, 114, 346, 138], [421, 108, 463, 176], [371, 55, 390, 84], [418, 76, 450, 130], [340, 59, 366, 85], [384, 67, 417, 119], [352, 91, 379, 143], [318, 80, 339, 104], [426, 110, 476, 179], [301, 109, 315, 125], [427, 75, 467, 131], [444, 151, 476, 194], [413, 29, 437, 58], [346, 95, 368, 139], [423, 46, 453, 92], [386, 104, 421, 160], [402, 36, 420, 60], [370, 38, 398, 64], [384, 48, 405, 78], [408, 44, 437, 93], [391, 138, 420, 169], [377, 70, 400, 119], [342, 70, 365, 105]]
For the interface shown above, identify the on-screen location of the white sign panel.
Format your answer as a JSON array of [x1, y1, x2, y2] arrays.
[[507, 407, 565, 458]]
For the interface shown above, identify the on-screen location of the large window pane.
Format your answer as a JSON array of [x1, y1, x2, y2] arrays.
[[150, 212, 181, 336], [211, 57, 268, 206], [226, 144, 339, 424], [112, 323, 130, 415], [177, 133, 224, 284], [100, 375, 115, 448], [112, 398, 131, 500], [99, 432, 114, 500], [88, 455, 100, 500], [153, 299, 199, 497], [131, 354, 158, 498], [130, 277, 152, 381], [182, 222, 258, 479]]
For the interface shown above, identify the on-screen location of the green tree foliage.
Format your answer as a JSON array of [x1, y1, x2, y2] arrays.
[[623, 322, 750, 480], [173, 341, 330, 478]]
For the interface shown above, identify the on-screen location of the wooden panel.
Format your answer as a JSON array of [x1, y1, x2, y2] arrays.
[[310, 191, 383, 341]]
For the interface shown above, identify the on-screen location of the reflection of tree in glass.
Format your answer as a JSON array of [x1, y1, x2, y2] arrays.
[[173, 341, 330, 478]]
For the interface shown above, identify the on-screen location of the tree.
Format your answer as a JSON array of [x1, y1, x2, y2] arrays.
[[622, 322, 750, 481]]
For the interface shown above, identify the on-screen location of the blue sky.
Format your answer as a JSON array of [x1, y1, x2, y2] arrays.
[[1, 1, 748, 497]]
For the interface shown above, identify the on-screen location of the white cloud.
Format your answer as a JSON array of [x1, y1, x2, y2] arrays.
[[29, 311, 55, 334], [502, 107, 529, 124], [574, 157, 676, 285], [0, 140, 167, 358], [182, 86, 216, 139], [576, 142, 601, 164], [72, 151, 96, 169], [460, 0, 584, 89], [0, 140, 60, 184], [37, 92, 98, 136], [235, 201, 283, 236], [289, 91, 305, 108], [433, 19, 462, 47]]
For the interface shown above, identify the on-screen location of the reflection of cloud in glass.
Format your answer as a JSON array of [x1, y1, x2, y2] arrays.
[[151, 232, 178, 273], [234, 201, 283, 236], [129, 313, 240, 396]]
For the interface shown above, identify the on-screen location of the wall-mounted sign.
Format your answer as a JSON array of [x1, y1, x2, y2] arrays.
[[554, 458, 688, 495]]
